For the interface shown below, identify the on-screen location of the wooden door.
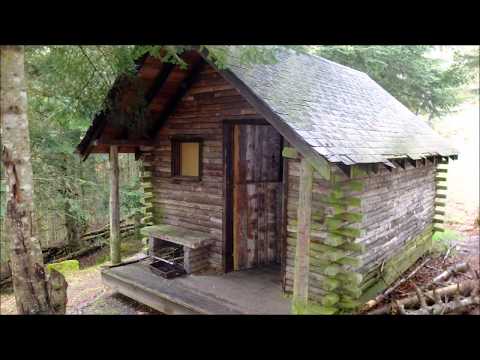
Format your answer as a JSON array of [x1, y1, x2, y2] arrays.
[[231, 123, 283, 271]]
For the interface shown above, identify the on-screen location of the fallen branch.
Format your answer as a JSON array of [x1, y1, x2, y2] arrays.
[[361, 257, 430, 313], [398, 279, 480, 315], [442, 244, 455, 263], [431, 262, 469, 286], [368, 279, 478, 315]]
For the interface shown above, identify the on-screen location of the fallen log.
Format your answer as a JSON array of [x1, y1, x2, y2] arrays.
[[51, 244, 103, 263], [396, 294, 480, 315], [394, 280, 480, 315], [81, 219, 134, 238], [431, 262, 469, 285], [368, 279, 478, 315], [82, 225, 136, 244], [82, 223, 135, 241]]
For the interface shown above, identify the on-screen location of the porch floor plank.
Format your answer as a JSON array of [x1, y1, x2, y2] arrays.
[[101, 260, 290, 314]]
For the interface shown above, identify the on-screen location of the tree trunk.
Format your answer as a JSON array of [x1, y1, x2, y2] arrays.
[[61, 155, 85, 250], [1, 45, 66, 314]]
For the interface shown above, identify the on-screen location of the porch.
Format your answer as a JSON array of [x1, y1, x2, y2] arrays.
[[101, 258, 290, 315]]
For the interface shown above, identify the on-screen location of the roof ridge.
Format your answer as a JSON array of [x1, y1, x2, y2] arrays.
[[283, 48, 371, 78]]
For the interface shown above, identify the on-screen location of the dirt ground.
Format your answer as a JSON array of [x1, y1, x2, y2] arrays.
[[1, 226, 478, 315], [0, 236, 160, 315]]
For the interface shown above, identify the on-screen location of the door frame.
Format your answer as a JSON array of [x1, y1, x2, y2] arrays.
[[222, 118, 282, 273]]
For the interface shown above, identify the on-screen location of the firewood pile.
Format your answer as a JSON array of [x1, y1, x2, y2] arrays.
[[362, 259, 480, 315]]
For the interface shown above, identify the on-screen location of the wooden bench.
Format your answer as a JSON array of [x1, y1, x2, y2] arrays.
[[141, 224, 213, 274]]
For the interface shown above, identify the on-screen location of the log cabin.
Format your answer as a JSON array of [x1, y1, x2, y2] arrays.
[[76, 47, 458, 314]]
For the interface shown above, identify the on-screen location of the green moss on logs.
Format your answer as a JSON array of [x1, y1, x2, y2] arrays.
[[311, 247, 346, 262], [339, 242, 366, 253], [292, 299, 338, 315], [309, 256, 334, 267], [330, 211, 363, 223], [336, 272, 363, 286], [282, 147, 298, 159], [324, 234, 346, 247], [358, 226, 433, 304], [320, 293, 340, 307], [338, 298, 361, 310], [323, 264, 342, 277], [47, 260, 79, 274], [321, 277, 340, 291], [325, 218, 343, 230], [336, 256, 362, 268], [333, 179, 364, 193], [350, 165, 368, 178], [337, 286, 363, 299], [330, 226, 361, 238]]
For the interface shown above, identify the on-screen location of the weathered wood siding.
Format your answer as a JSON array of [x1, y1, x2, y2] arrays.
[[233, 124, 283, 270], [356, 162, 436, 299], [150, 64, 259, 271], [284, 158, 436, 311]]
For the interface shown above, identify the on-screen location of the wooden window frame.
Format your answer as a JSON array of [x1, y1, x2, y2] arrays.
[[170, 136, 203, 181]]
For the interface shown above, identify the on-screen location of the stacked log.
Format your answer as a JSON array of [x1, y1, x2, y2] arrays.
[[184, 247, 210, 273], [139, 148, 155, 252], [284, 159, 366, 314], [433, 157, 448, 233]]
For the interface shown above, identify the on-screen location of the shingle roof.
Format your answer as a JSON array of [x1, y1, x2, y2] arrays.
[[224, 48, 458, 165]]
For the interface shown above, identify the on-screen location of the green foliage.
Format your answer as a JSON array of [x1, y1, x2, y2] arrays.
[[313, 45, 478, 119], [431, 229, 462, 255], [120, 177, 144, 219]]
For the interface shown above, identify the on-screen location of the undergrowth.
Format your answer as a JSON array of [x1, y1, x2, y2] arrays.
[[94, 233, 143, 266], [431, 229, 462, 256]]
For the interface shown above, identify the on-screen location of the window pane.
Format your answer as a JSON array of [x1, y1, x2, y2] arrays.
[[180, 142, 199, 177]]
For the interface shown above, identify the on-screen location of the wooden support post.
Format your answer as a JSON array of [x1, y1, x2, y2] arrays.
[[109, 145, 121, 265], [292, 158, 313, 312]]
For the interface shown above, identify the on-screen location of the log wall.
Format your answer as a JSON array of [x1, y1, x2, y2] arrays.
[[356, 161, 436, 301], [284, 157, 437, 313], [150, 64, 259, 271]]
